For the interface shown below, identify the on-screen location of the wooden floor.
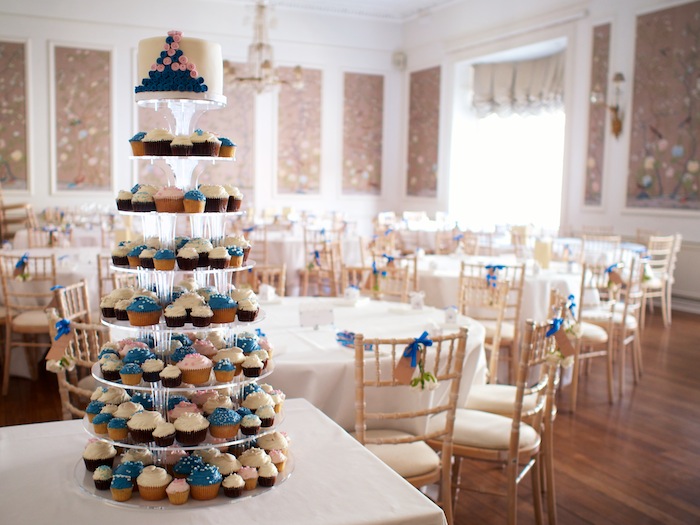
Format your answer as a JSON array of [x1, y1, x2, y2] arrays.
[[1, 309, 698, 524]]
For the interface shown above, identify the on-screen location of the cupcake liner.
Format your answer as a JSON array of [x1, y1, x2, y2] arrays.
[[154, 433, 176, 447], [211, 308, 237, 324], [144, 140, 173, 156], [130, 142, 145, 156], [171, 145, 192, 157], [94, 478, 111, 491], [154, 259, 176, 271], [138, 484, 168, 501], [226, 197, 242, 212], [191, 316, 212, 328], [92, 422, 109, 434], [160, 375, 182, 388], [180, 367, 212, 385], [116, 199, 133, 211], [139, 257, 155, 269], [101, 307, 116, 319], [167, 489, 190, 505], [107, 427, 129, 442], [129, 427, 155, 443], [154, 197, 185, 213], [204, 198, 227, 213], [236, 309, 259, 323], [115, 309, 129, 321], [183, 200, 206, 213], [165, 316, 186, 328], [258, 476, 276, 487], [127, 310, 162, 327], [127, 256, 142, 268], [110, 486, 133, 502], [192, 142, 221, 157], [132, 201, 157, 212], [209, 258, 229, 269], [176, 257, 198, 271], [213, 370, 235, 383], [111, 255, 129, 267], [243, 477, 257, 491], [219, 145, 236, 158], [175, 427, 208, 446], [223, 486, 242, 498], [189, 482, 221, 500], [209, 424, 239, 439]]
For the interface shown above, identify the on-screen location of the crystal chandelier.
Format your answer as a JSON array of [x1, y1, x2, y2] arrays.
[[233, 1, 303, 94]]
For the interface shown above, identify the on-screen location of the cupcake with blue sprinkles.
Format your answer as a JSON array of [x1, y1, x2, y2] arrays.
[[126, 296, 162, 327], [183, 189, 206, 213], [172, 454, 205, 479], [85, 400, 106, 423], [153, 249, 176, 271], [129, 131, 147, 156], [213, 358, 235, 382], [110, 474, 133, 502], [187, 464, 223, 500], [107, 417, 129, 441], [208, 407, 241, 439], [119, 362, 143, 386], [208, 294, 237, 324], [92, 412, 114, 434]]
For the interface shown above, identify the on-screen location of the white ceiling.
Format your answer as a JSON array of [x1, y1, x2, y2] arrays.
[[228, 0, 463, 21]]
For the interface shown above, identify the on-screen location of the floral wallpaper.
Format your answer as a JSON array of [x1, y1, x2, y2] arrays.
[[277, 66, 322, 194], [407, 66, 440, 197], [628, 1, 700, 210], [342, 72, 383, 195], [54, 46, 111, 192], [0, 41, 28, 191], [585, 23, 610, 207], [137, 60, 256, 200]]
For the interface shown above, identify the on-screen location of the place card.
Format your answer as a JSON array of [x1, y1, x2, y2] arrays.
[[299, 302, 334, 328]]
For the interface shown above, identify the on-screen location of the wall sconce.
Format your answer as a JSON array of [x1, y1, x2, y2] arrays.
[[609, 72, 625, 138]]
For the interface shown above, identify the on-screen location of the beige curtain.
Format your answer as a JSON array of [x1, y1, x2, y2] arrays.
[[472, 51, 565, 117]]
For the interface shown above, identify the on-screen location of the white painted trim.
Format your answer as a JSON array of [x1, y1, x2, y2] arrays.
[[48, 40, 116, 196]]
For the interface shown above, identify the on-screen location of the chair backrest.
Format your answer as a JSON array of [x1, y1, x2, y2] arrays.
[[54, 279, 92, 323], [434, 228, 461, 255], [457, 274, 510, 383], [0, 253, 57, 315], [669, 233, 682, 285], [348, 262, 411, 303], [460, 261, 525, 325], [360, 230, 398, 264], [619, 254, 645, 323], [46, 308, 110, 420], [246, 224, 269, 264], [354, 326, 468, 447], [0, 184, 37, 241], [578, 261, 619, 321], [250, 263, 287, 296], [26, 227, 74, 248], [645, 234, 675, 279], [581, 234, 622, 265], [581, 224, 615, 235], [112, 272, 139, 290], [510, 225, 532, 259], [96, 254, 114, 299]]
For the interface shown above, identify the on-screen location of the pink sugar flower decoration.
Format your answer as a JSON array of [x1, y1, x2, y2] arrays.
[[163, 44, 170, 51], [190, 70, 198, 78], [163, 57, 172, 65], [171, 42, 179, 50], [186, 62, 196, 71], [156, 64, 165, 72], [171, 63, 180, 71], [167, 48, 176, 56], [178, 56, 188, 64]]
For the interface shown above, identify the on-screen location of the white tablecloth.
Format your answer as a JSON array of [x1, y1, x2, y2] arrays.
[[260, 297, 486, 431], [0, 398, 447, 525], [416, 254, 582, 323], [13, 227, 104, 249]]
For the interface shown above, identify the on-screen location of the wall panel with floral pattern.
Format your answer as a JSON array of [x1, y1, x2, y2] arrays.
[[0, 41, 28, 191], [406, 66, 440, 198], [585, 23, 610, 207], [136, 60, 256, 199], [627, 1, 700, 210], [342, 72, 383, 195], [52, 45, 112, 192], [277, 67, 322, 194]]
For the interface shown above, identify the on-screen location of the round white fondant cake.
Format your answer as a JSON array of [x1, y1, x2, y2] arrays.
[[135, 30, 225, 104]]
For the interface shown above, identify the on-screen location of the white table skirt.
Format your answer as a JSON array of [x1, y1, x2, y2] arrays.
[[416, 254, 582, 323], [260, 297, 486, 431], [0, 399, 447, 525]]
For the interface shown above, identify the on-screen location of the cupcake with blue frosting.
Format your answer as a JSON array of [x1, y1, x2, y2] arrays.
[[126, 297, 162, 327], [187, 464, 223, 500], [207, 407, 241, 439]]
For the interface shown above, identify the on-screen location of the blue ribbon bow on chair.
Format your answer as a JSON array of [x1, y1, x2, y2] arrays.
[[546, 317, 564, 337], [453, 233, 464, 241], [15, 253, 29, 269], [567, 294, 576, 317], [54, 318, 71, 341], [384, 228, 393, 236], [372, 261, 386, 277], [403, 331, 433, 367], [255, 328, 266, 338], [605, 263, 621, 273], [382, 253, 394, 264], [243, 226, 255, 234], [484, 264, 505, 287], [313, 250, 321, 267]]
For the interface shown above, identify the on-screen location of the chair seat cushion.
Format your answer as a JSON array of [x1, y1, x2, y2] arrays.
[[481, 320, 515, 342], [464, 384, 539, 416], [353, 429, 440, 478], [11, 310, 50, 333], [428, 409, 540, 451], [642, 276, 664, 290], [582, 308, 637, 330], [580, 321, 608, 343]]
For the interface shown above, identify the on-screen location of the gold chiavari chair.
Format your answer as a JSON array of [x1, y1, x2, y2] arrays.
[[354, 327, 469, 525], [0, 252, 57, 395]]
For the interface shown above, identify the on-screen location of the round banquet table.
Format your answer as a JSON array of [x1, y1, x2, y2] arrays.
[[258, 296, 487, 431]]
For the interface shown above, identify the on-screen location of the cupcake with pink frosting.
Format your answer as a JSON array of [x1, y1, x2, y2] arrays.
[[166, 478, 190, 505], [176, 353, 213, 385], [238, 466, 258, 491], [154, 186, 185, 213]]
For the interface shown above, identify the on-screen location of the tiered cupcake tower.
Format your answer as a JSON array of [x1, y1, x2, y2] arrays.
[[75, 34, 290, 506]]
